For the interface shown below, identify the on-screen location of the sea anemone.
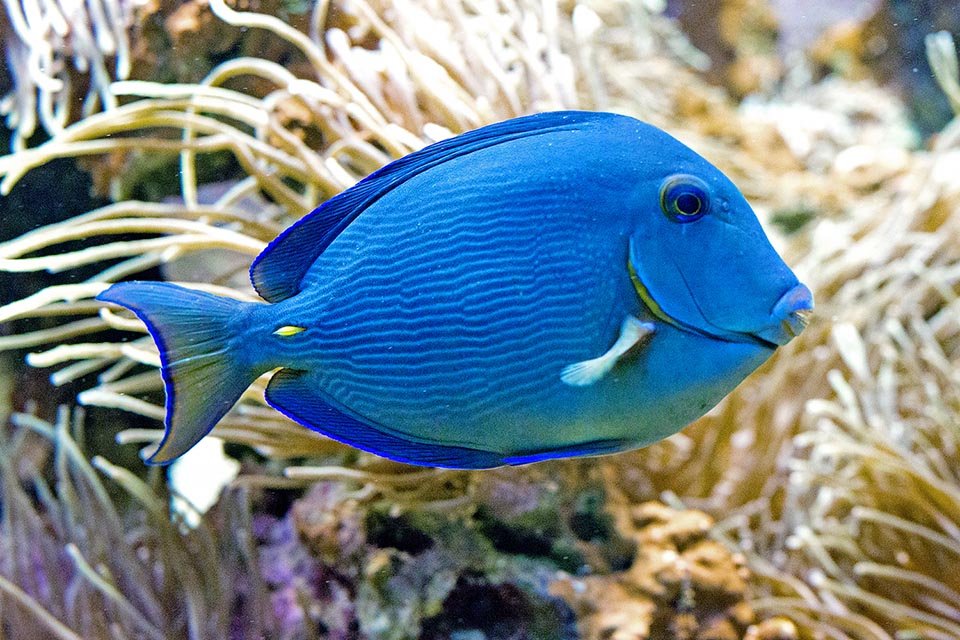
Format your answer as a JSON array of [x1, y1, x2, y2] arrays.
[[2, 1, 960, 639], [0, 407, 271, 638], [0, 0, 144, 150], [658, 31, 960, 640]]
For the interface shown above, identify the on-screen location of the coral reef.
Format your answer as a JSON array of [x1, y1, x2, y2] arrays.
[[553, 501, 761, 640], [260, 475, 580, 640], [1, 1, 960, 639], [246, 464, 783, 639]]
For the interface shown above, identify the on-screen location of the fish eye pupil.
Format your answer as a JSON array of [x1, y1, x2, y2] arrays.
[[675, 192, 701, 216], [660, 174, 710, 223]]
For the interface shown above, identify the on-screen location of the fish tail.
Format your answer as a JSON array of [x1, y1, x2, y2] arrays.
[[97, 281, 258, 464]]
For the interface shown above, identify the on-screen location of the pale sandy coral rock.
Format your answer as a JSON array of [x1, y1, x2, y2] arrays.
[[676, 541, 749, 598], [551, 579, 655, 640], [743, 617, 799, 640], [632, 501, 713, 549], [555, 502, 761, 640]]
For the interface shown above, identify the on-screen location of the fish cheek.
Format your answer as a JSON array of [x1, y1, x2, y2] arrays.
[[626, 221, 704, 329], [675, 216, 734, 290], [629, 210, 763, 336], [675, 218, 797, 333]]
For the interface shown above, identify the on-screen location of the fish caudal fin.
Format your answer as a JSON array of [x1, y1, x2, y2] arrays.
[[97, 282, 255, 464]]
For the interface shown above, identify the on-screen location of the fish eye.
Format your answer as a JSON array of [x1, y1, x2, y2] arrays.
[[659, 175, 710, 223]]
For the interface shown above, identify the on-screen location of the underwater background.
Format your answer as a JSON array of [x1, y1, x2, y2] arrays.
[[0, 0, 959, 638]]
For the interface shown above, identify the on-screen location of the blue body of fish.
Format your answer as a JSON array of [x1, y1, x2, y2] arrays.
[[98, 111, 813, 467]]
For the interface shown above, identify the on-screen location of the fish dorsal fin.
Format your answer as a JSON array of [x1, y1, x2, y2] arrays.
[[250, 110, 607, 302]]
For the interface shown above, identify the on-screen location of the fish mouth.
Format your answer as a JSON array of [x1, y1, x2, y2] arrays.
[[751, 283, 814, 347], [628, 261, 813, 349]]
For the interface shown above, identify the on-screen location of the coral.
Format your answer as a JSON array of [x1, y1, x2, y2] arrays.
[[554, 502, 762, 640], [0, 411, 795, 640], [253, 466, 591, 639], [1, 2, 960, 640], [256, 483, 360, 639]]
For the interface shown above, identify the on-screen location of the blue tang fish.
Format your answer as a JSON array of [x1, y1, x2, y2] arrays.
[[97, 111, 813, 468]]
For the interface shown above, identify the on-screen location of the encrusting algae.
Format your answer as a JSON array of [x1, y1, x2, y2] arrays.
[[2, 1, 960, 639]]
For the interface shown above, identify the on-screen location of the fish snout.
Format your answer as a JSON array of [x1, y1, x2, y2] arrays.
[[754, 283, 814, 347]]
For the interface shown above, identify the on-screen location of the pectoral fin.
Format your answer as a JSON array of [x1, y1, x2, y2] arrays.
[[561, 316, 654, 386]]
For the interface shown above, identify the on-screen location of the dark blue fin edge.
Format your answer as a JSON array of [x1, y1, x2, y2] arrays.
[[264, 369, 505, 469], [96, 282, 254, 465], [502, 438, 632, 466]]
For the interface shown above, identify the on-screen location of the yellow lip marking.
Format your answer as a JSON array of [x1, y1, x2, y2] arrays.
[[273, 325, 306, 337]]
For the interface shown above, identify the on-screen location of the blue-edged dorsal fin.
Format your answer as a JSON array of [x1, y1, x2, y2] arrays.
[[250, 110, 608, 302]]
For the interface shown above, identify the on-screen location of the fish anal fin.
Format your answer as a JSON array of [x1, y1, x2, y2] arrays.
[[561, 316, 654, 386], [264, 369, 504, 469], [503, 438, 631, 465], [250, 111, 613, 302]]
